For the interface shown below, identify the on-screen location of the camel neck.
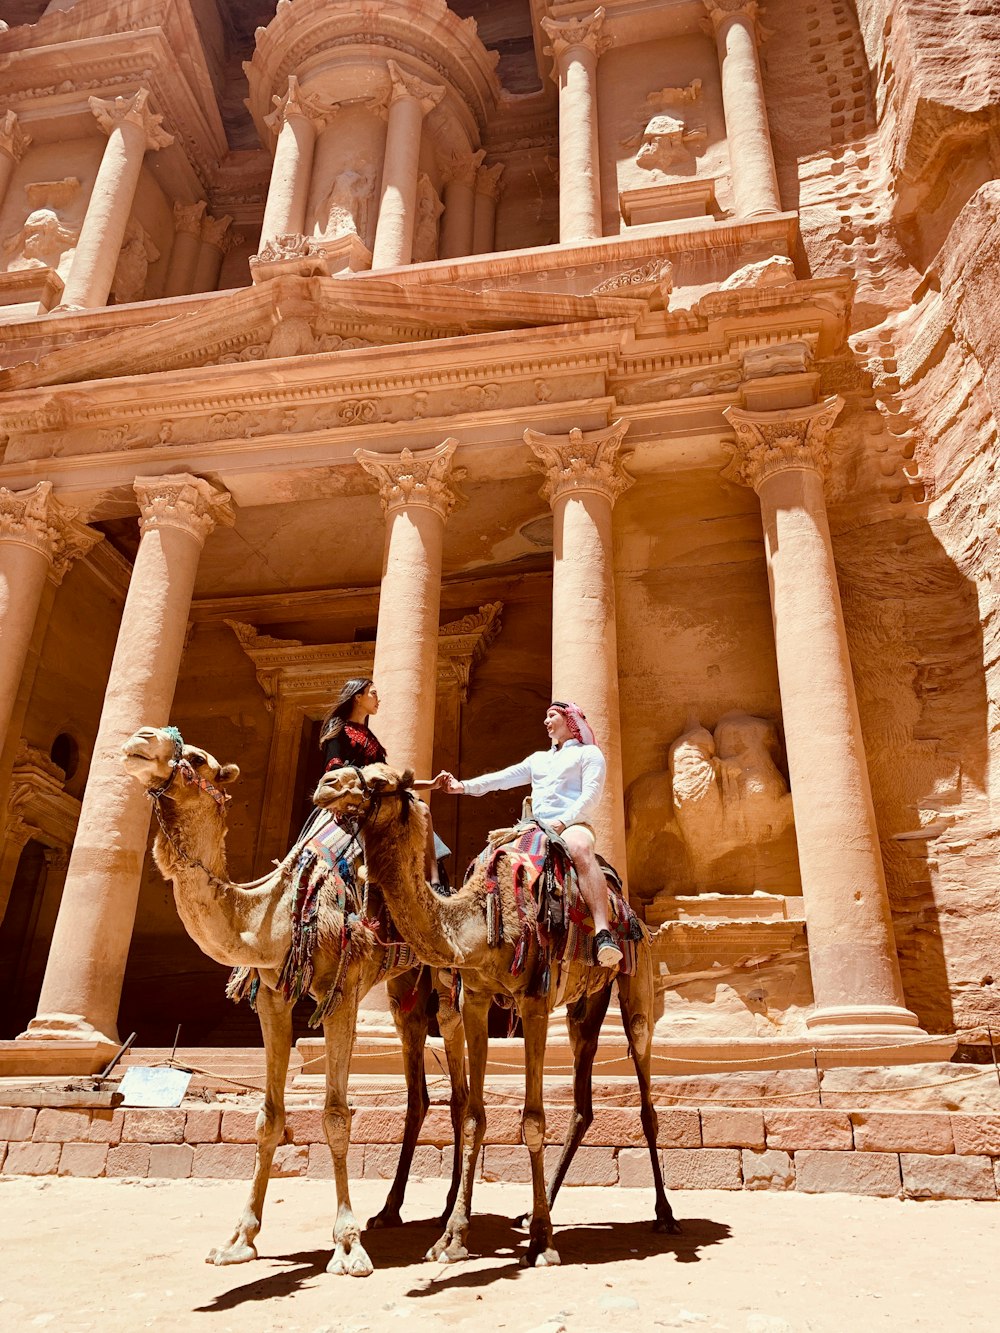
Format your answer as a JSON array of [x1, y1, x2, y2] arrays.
[[361, 806, 468, 969]]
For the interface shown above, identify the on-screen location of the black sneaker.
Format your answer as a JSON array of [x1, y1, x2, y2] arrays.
[[594, 928, 623, 969]]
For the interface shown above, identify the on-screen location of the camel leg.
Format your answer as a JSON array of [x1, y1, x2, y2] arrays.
[[543, 985, 612, 1217], [436, 979, 469, 1224], [618, 956, 679, 1234], [207, 985, 292, 1265], [368, 967, 431, 1229], [520, 1000, 560, 1268], [322, 991, 375, 1276], [427, 987, 489, 1264]]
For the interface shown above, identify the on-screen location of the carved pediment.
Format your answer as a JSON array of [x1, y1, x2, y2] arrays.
[[0, 275, 643, 393]]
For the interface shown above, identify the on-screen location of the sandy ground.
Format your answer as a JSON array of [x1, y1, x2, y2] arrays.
[[0, 1177, 996, 1333]]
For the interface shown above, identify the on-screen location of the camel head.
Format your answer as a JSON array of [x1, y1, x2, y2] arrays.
[[122, 725, 240, 809], [312, 762, 416, 832]]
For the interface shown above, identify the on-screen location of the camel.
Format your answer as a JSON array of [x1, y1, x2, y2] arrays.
[[313, 762, 678, 1270], [121, 726, 468, 1277]]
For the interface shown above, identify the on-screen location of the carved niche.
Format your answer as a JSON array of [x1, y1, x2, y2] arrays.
[[622, 81, 708, 175]]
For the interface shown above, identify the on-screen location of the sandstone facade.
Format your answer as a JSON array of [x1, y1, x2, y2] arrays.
[[0, 0, 996, 1076]]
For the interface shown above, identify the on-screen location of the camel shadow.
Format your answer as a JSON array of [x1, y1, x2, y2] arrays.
[[192, 1249, 333, 1312], [403, 1212, 732, 1295]]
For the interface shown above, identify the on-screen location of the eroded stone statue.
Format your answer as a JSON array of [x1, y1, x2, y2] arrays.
[[626, 711, 799, 897], [4, 179, 81, 273], [111, 219, 160, 305], [412, 173, 444, 264], [318, 165, 376, 243]]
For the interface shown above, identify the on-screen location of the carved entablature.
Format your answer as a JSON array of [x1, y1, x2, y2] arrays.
[[226, 601, 503, 709], [722, 396, 846, 491]]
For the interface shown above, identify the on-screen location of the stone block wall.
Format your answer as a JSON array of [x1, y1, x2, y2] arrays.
[[3, 1102, 999, 1201]]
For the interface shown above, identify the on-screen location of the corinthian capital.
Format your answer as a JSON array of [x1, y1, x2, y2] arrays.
[[0, 109, 31, 164], [722, 396, 845, 491], [702, 0, 763, 37], [387, 60, 446, 116], [524, 419, 634, 507], [541, 6, 612, 68], [264, 75, 335, 136], [89, 89, 174, 151], [173, 199, 207, 237], [475, 162, 505, 200], [200, 212, 235, 250], [356, 439, 466, 519], [441, 148, 486, 188], [134, 474, 236, 544], [0, 481, 101, 581]]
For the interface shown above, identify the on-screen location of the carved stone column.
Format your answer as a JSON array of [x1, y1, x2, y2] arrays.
[[540, 7, 611, 244], [259, 77, 330, 250], [524, 420, 632, 879], [703, 0, 781, 218], [472, 163, 505, 256], [371, 62, 445, 270], [0, 483, 100, 759], [163, 200, 206, 297], [193, 213, 237, 293], [60, 90, 173, 310], [24, 476, 234, 1053], [440, 150, 484, 259], [0, 110, 31, 216], [724, 398, 927, 1039], [356, 440, 465, 773]]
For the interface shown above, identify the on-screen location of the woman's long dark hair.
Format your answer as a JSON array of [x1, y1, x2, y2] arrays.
[[319, 677, 373, 746]]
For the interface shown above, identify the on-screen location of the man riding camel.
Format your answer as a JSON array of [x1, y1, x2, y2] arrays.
[[433, 700, 624, 969]]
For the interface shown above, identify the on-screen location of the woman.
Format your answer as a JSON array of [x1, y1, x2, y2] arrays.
[[312, 677, 447, 890]]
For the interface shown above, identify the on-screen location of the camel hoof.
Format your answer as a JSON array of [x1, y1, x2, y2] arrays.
[[327, 1244, 374, 1277], [425, 1237, 468, 1264], [367, 1208, 403, 1230], [653, 1216, 682, 1235], [206, 1241, 257, 1266], [521, 1247, 561, 1268]]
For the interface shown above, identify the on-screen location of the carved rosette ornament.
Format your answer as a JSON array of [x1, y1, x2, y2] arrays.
[[88, 88, 174, 151], [386, 60, 446, 116], [0, 109, 31, 163], [356, 438, 467, 519], [722, 396, 845, 491], [541, 6, 612, 70], [0, 481, 101, 583], [525, 419, 634, 507], [134, 474, 236, 545]]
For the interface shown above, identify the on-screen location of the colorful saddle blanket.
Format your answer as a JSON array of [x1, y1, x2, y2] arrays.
[[227, 812, 418, 1025], [467, 822, 646, 998]]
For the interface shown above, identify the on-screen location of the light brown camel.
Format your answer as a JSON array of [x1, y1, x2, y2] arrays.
[[121, 725, 468, 1276], [313, 762, 677, 1269]]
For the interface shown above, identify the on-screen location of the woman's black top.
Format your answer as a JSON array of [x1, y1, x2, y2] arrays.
[[322, 721, 387, 772]]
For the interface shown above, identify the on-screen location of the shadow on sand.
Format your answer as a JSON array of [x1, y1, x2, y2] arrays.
[[192, 1211, 732, 1312]]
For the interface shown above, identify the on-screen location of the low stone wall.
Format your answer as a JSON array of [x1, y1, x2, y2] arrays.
[[2, 1103, 1000, 1200]]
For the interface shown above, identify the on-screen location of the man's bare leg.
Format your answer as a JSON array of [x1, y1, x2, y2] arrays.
[[562, 826, 622, 967]]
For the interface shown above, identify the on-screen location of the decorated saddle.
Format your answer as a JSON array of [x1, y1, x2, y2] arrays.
[[467, 821, 646, 999], [227, 812, 419, 1024]]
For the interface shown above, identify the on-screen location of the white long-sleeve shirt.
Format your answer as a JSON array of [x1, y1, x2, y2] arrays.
[[461, 740, 606, 827]]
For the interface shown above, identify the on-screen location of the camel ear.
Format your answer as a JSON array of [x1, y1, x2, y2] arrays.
[[216, 763, 240, 785], [400, 768, 415, 791]]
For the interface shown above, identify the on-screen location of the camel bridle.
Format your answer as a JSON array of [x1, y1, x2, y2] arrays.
[[144, 725, 232, 891]]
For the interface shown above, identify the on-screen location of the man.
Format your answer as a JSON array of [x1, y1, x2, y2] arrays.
[[433, 701, 624, 968]]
